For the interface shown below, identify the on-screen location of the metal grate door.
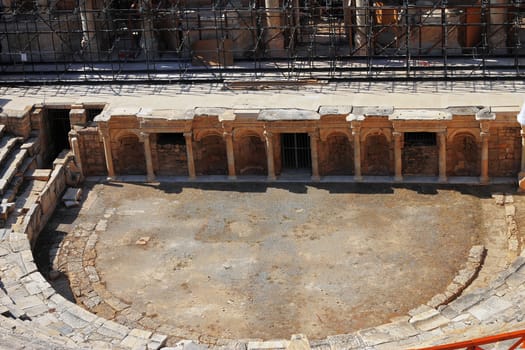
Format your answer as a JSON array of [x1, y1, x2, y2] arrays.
[[281, 133, 312, 169]]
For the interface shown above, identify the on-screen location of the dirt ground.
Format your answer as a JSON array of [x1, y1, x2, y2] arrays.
[[54, 182, 492, 341]]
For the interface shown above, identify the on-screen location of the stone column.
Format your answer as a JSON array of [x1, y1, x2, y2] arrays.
[[264, 131, 276, 181], [354, 0, 369, 56], [309, 132, 320, 181], [518, 127, 525, 191], [480, 131, 490, 184], [438, 131, 447, 183], [489, 0, 508, 54], [393, 131, 403, 181], [141, 132, 155, 182], [69, 135, 84, 179], [224, 131, 236, 180], [264, 0, 285, 56], [184, 132, 196, 179], [100, 128, 116, 179], [352, 125, 362, 181]]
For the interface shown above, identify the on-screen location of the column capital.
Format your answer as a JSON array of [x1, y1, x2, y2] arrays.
[[139, 131, 150, 142], [99, 127, 110, 138], [480, 131, 490, 139], [263, 130, 273, 138], [392, 131, 403, 138], [223, 131, 233, 138]]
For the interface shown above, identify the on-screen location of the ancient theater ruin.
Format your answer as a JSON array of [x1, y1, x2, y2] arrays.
[[1, 0, 525, 349]]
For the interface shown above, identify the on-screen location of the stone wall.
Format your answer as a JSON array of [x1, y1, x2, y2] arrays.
[[448, 133, 480, 177], [403, 145, 439, 176], [113, 134, 146, 175], [319, 135, 354, 176], [152, 140, 189, 176], [363, 134, 393, 176], [77, 127, 107, 176], [234, 135, 267, 175], [20, 153, 72, 247], [489, 127, 522, 177], [0, 108, 32, 138], [194, 135, 228, 176]]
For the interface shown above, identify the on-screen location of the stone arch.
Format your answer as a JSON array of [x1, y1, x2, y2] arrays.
[[319, 132, 354, 176], [449, 132, 480, 176], [360, 128, 392, 144], [195, 134, 228, 175], [234, 135, 267, 175], [363, 133, 393, 176], [114, 133, 146, 175], [193, 129, 224, 142], [233, 128, 265, 142], [320, 129, 352, 142]]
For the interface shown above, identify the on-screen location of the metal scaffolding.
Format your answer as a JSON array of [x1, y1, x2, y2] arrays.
[[0, 0, 523, 83]]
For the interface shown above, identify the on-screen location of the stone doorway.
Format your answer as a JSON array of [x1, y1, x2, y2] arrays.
[[44, 108, 71, 166], [281, 133, 311, 172], [403, 132, 439, 176]]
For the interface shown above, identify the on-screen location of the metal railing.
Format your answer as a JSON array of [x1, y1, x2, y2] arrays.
[[415, 329, 525, 350]]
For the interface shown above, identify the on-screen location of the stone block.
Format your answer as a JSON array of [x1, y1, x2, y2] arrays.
[[247, 340, 289, 349], [468, 296, 513, 321], [448, 291, 485, 314], [121, 335, 148, 349], [62, 187, 82, 202], [24, 169, 51, 181]]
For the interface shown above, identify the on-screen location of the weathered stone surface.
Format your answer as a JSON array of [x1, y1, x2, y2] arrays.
[[468, 296, 513, 321], [258, 109, 320, 121]]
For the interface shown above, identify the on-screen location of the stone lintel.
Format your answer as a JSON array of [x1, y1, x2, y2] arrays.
[[258, 109, 320, 121], [446, 106, 481, 116], [390, 109, 452, 121], [233, 109, 261, 118], [95, 107, 141, 121], [351, 106, 394, 118], [346, 114, 366, 122], [137, 109, 194, 120], [475, 107, 496, 120], [318, 105, 353, 116]]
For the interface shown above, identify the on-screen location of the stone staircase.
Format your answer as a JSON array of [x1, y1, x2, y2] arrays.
[[0, 123, 168, 349], [0, 128, 38, 226]]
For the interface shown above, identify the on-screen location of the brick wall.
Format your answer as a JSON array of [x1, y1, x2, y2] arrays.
[[403, 145, 439, 176], [489, 127, 522, 177], [78, 128, 107, 175], [319, 135, 354, 176]]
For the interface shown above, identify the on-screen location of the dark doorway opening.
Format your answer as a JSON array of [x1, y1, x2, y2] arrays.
[[281, 133, 312, 170], [45, 108, 71, 166], [403, 132, 439, 176], [157, 133, 185, 145], [404, 132, 437, 147]]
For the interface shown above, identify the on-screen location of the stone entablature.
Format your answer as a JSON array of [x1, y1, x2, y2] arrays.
[[82, 106, 525, 187]]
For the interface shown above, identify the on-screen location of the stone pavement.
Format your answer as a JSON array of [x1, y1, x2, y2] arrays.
[[0, 172, 524, 349], [1, 81, 524, 115], [0, 229, 168, 349]]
